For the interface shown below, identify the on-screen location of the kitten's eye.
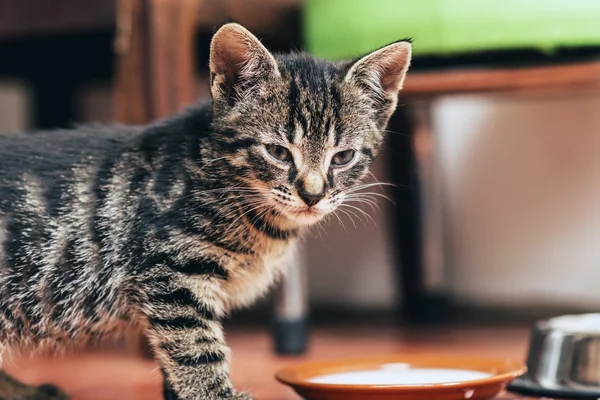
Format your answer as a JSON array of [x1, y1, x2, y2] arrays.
[[265, 144, 293, 163], [331, 150, 356, 167]]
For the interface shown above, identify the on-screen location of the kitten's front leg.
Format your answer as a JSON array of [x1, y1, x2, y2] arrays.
[[162, 374, 250, 400], [144, 282, 250, 400]]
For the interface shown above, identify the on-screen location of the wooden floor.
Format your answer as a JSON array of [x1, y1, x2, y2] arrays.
[[4, 323, 537, 399]]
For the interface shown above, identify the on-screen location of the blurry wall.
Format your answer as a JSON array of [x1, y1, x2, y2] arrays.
[[0, 83, 598, 311], [436, 93, 600, 310]]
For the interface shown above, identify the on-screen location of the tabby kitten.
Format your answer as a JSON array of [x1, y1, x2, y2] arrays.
[[0, 23, 411, 399]]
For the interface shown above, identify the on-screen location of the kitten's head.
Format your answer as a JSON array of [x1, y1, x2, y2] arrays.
[[209, 23, 411, 226]]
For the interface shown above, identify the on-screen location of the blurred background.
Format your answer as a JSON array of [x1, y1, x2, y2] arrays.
[[0, 0, 599, 398]]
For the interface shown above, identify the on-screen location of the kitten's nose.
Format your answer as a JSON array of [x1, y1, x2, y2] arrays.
[[297, 172, 325, 207], [298, 189, 325, 207]]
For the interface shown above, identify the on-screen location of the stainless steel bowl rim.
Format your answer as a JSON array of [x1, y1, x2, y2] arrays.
[[536, 313, 600, 335]]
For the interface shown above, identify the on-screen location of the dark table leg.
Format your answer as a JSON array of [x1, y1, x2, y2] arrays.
[[273, 257, 308, 355], [388, 105, 454, 324]]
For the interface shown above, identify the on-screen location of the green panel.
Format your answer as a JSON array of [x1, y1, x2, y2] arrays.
[[303, 0, 600, 60]]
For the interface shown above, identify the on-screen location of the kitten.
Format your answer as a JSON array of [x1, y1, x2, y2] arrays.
[[0, 23, 411, 400]]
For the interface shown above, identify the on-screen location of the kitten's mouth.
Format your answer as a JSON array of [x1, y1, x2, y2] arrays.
[[287, 207, 326, 225], [270, 197, 328, 225], [295, 208, 319, 216]]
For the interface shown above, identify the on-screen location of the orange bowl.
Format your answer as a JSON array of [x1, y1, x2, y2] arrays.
[[276, 354, 526, 400]]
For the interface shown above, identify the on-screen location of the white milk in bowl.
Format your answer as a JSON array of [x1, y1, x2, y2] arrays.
[[308, 363, 491, 385]]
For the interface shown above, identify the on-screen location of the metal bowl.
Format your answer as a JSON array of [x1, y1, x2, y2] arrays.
[[524, 313, 600, 392]]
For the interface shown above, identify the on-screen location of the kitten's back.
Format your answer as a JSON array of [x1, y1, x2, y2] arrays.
[[0, 125, 142, 211], [0, 125, 141, 182]]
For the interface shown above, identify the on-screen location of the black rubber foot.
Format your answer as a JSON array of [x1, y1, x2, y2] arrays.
[[274, 318, 308, 355], [402, 294, 455, 324]]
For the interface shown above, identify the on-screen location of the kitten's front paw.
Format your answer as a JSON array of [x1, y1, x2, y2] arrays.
[[232, 391, 253, 400]]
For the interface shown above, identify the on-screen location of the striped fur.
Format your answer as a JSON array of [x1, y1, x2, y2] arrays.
[[0, 24, 411, 399]]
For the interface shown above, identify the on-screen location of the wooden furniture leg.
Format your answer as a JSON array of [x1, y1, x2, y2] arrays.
[[113, 0, 199, 123]]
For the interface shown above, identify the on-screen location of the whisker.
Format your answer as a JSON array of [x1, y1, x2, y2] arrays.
[[343, 182, 397, 194], [338, 206, 365, 227], [221, 200, 271, 238], [346, 192, 394, 204], [340, 204, 377, 227], [333, 211, 347, 232], [344, 197, 380, 212], [336, 208, 357, 229]]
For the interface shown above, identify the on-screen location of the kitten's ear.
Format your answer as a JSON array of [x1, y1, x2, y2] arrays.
[[344, 40, 412, 104], [209, 23, 279, 106]]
